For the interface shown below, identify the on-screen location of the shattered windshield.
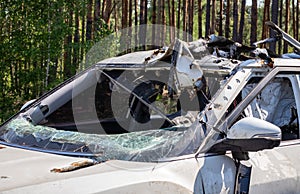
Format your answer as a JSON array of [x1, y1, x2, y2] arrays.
[[0, 117, 205, 162]]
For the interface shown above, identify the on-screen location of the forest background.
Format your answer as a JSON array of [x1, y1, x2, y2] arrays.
[[0, 0, 299, 122]]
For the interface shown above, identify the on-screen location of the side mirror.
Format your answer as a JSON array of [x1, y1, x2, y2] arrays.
[[226, 117, 281, 151], [209, 117, 281, 160]]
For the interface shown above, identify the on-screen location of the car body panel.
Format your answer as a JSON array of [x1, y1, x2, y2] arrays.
[[0, 145, 236, 194], [248, 142, 300, 193]]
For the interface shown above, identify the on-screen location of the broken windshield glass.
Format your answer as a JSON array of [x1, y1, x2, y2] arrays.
[[0, 117, 205, 162]]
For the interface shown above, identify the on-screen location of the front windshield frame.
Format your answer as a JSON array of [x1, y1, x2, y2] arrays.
[[0, 39, 239, 162], [0, 63, 208, 162]]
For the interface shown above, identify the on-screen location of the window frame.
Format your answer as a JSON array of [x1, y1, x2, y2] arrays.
[[219, 67, 300, 137]]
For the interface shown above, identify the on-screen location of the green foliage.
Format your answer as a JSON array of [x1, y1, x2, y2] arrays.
[[0, 0, 113, 122]]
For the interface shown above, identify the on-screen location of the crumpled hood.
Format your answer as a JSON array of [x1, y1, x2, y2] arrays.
[[0, 145, 97, 192], [0, 145, 193, 193], [0, 145, 236, 194]]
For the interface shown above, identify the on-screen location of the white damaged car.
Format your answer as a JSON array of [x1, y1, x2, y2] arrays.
[[1, 22, 300, 194]]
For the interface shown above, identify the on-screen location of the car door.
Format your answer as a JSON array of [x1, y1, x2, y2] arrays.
[[248, 141, 300, 193], [238, 71, 300, 193]]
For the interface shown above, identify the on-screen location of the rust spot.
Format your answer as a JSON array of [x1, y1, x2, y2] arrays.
[[51, 160, 97, 173], [0, 145, 6, 149]]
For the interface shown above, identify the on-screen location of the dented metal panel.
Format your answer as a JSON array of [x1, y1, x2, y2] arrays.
[[248, 143, 300, 193], [0, 145, 236, 193], [209, 68, 253, 127]]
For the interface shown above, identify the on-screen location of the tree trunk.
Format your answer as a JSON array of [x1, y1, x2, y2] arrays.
[[81, 1, 86, 61], [296, 0, 299, 40], [232, 0, 238, 41], [94, 0, 101, 31], [64, 6, 73, 79], [278, 0, 283, 54], [250, 0, 257, 44], [168, 0, 175, 43], [177, 0, 181, 37], [102, 0, 105, 18], [160, 0, 166, 44], [128, 0, 132, 51], [188, 0, 194, 41], [171, 0, 175, 41], [139, 0, 147, 50], [86, 0, 93, 41], [114, 0, 118, 33], [261, 0, 270, 41], [205, 0, 210, 38], [152, 0, 157, 47], [121, 0, 128, 53], [122, 0, 128, 29], [292, 0, 296, 38], [283, 0, 290, 53], [73, 4, 80, 70], [103, 0, 112, 25], [238, 0, 246, 43], [211, 0, 216, 34], [134, 0, 138, 50], [270, 0, 279, 52], [219, 0, 223, 36], [198, 0, 202, 38], [225, 0, 230, 38], [183, 0, 188, 40], [168, 0, 172, 43]]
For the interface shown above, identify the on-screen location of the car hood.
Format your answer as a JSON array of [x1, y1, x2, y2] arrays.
[[0, 145, 236, 194]]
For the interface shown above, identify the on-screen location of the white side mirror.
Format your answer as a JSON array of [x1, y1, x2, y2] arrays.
[[208, 117, 281, 160], [228, 117, 281, 141]]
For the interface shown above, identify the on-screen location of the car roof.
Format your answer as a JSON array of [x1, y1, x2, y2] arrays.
[[238, 58, 300, 71]]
